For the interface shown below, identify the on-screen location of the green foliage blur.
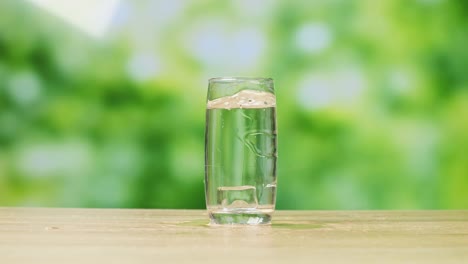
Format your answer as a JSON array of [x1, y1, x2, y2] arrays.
[[0, 0, 467, 209]]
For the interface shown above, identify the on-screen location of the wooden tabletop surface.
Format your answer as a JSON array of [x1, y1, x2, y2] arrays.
[[0, 208, 467, 263]]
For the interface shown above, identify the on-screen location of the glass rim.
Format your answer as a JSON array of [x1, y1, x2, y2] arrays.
[[209, 77, 273, 83]]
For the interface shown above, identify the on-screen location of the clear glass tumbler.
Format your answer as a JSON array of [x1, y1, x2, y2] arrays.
[[205, 77, 277, 225]]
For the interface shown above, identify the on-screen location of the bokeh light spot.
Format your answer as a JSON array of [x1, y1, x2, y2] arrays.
[[295, 22, 333, 54]]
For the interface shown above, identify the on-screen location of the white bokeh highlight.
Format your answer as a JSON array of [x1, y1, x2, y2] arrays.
[[28, 0, 120, 38], [295, 22, 333, 54], [185, 19, 266, 72], [126, 51, 162, 82], [297, 68, 366, 110], [7, 71, 42, 106], [15, 142, 92, 178]]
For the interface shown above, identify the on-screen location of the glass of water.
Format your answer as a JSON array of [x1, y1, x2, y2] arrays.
[[205, 77, 277, 225]]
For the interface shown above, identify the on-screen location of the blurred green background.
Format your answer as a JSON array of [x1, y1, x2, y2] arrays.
[[0, 0, 467, 209]]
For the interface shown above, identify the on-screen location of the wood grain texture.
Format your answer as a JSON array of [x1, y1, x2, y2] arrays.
[[0, 208, 467, 263]]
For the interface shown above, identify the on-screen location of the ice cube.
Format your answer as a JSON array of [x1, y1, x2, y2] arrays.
[[217, 185, 258, 210]]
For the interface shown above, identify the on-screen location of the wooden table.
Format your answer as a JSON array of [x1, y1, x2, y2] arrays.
[[0, 208, 467, 263]]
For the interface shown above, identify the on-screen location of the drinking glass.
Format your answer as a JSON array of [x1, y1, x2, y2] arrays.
[[205, 77, 277, 225]]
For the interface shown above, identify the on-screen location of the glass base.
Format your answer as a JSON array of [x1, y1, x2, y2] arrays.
[[209, 211, 272, 225]]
